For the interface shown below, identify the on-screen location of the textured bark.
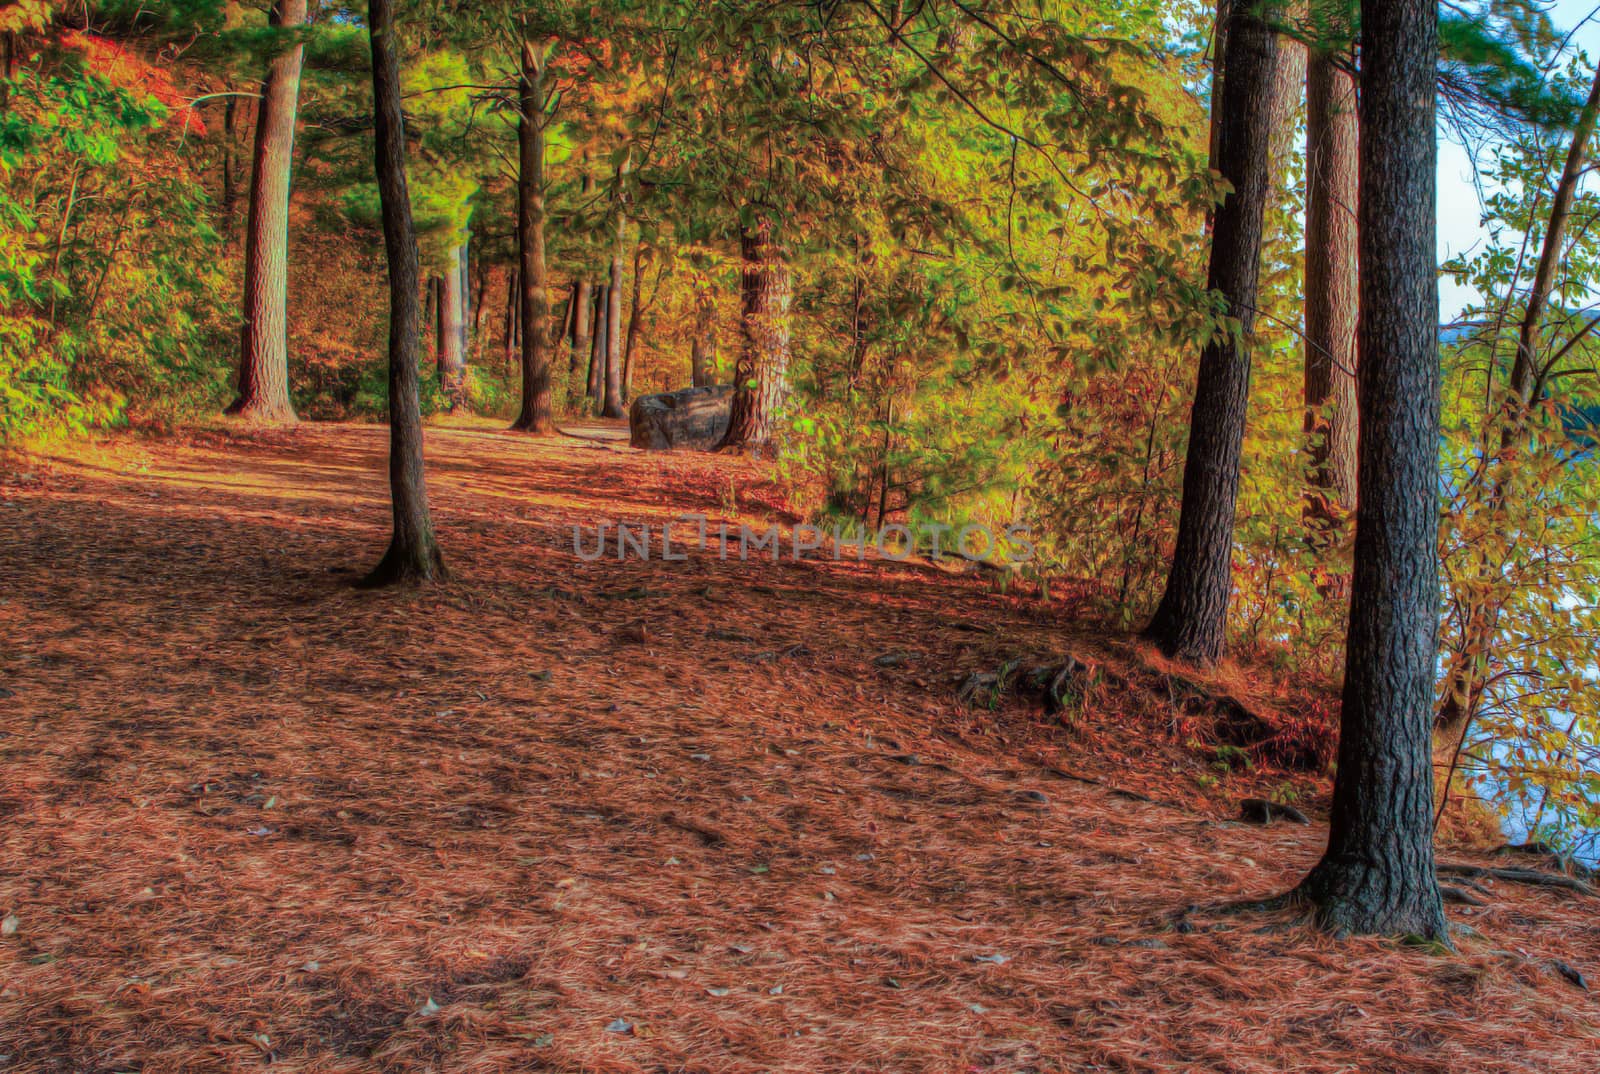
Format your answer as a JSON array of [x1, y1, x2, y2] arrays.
[[1303, 49, 1359, 524], [570, 280, 592, 376], [717, 220, 792, 451], [690, 283, 716, 387], [438, 247, 467, 409], [360, 0, 444, 587], [1295, 0, 1446, 941], [601, 226, 626, 419], [1266, 30, 1305, 202], [511, 42, 556, 434], [1142, 5, 1278, 664], [228, 0, 307, 425]]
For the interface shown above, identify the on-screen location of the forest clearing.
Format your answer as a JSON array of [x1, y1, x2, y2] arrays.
[[10, 0, 1600, 1067], [1, 422, 1597, 1072]]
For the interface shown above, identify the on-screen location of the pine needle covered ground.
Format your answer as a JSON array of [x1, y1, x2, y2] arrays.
[[0, 421, 1596, 1072]]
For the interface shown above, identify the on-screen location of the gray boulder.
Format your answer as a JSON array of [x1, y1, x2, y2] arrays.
[[628, 385, 733, 451]]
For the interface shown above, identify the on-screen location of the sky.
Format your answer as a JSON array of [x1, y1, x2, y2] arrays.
[[1437, 0, 1600, 317]]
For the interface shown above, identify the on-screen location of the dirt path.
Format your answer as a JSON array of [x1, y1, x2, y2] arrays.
[[0, 421, 1596, 1073]]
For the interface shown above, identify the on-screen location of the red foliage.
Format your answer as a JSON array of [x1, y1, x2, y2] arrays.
[[60, 29, 207, 136]]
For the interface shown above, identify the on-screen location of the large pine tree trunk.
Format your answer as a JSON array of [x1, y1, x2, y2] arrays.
[[511, 41, 555, 434], [228, 0, 307, 424], [360, 0, 444, 587], [717, 219, 792, 451], [1303, 49, 1359, 525], [1142, 4, 1278, 664], [438, 246, 467, 408], [601, 229, 626, 419], [1295, 0, 1446, 940]]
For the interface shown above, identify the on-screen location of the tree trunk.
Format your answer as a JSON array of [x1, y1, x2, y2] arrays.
[[1506, 68, 1600, 409], [1266, 30, 1305, 200], [1206, 0, 1230, 172], [471, 252, 489, 353], [502, 267, 518, 374], [570, 279, 592, 376], [1142, 3, 1278, 664], [221, 90, 239, 219], [1295, 0, 1446, 941], [717, 218, 792, 451], [690, 281, 715, 387], [458, 232, 471, 360], [438, 246, 467, 409], [425, 276, 438, 364], [228, 0, 307, 424], [554, 283, 575, 373], [1303, 48, 1359, 526], [1435, 61, 1600, 737], [588, 283, 608, 410], [360, 0, 444, 587], [622, 240, 646, 401], [601, 225, 626, 419], [511, 40, 555, 434]]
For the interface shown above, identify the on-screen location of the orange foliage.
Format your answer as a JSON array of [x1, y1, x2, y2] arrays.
[[60, 29, 207, 136]]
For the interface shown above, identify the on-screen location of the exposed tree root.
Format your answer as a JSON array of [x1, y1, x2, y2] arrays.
[[958, 648, 1331, 772], [1437, 862, 1598, 898]]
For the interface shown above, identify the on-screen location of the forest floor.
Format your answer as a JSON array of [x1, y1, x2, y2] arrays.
[[1, 418, 1598, 1074]]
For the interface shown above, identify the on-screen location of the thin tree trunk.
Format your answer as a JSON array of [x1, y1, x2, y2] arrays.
[[622, 239, 646, 401], [690, 281, 715, 387], [1303, 48, 1359, 526], [360, 0, 444, 587], [438, 246, 467, 409], [471, 252, 489, 351], [502, 267, 518, 373], [1206, 0, 1230, 171], [1142, 2, 1278, 664], [847, 244, 870, 388], [588, 283, 608, 410], [511, 39, 555, 434], [221, 90, 238, 219], [570, 279, 592, 376], [0, 32, 14, 116], [228, 0, 307, 424], [1435, 61, 1600, 737], [601, 217, 626, 419], [1295, 0, 1446, 941], [1506, 68, 1600, 409], [555, 283, 576, 374], [425, 276, 439, 365], [458, 232, 471, 360], [717, 218, 792, 451]]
